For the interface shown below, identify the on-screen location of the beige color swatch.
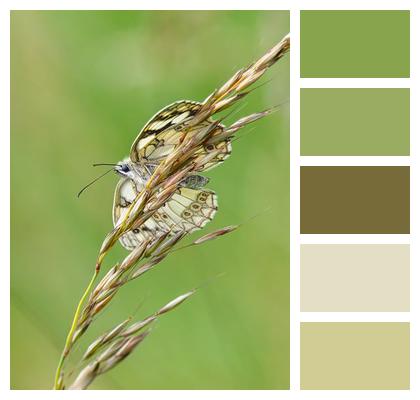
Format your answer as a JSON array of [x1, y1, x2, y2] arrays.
[[301, 244, 410, 312], [301, 322, 410, 389]]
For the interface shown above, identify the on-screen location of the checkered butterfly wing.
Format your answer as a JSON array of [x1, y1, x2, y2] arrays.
[[129, 100, 232, 171], [113, 177, 218, 250]]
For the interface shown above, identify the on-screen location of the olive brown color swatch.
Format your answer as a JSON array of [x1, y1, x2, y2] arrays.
[[300, 89, 410, 156], [300, 244, 410, 312], [300, 10, 410, 77], [300, 166, 410, 234]]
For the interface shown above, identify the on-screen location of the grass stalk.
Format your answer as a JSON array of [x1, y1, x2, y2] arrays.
[[53, 269, 99, 389]]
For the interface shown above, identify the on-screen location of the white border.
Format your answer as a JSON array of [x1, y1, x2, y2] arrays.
[[2, 0, 419, 398], [409, 2, 417, 392], [301, 156, 410, 166], [301, 313, 411, 322], [289, 7, 300, 391], [300, 234, 411, 244], [301, 78, 411, 88]]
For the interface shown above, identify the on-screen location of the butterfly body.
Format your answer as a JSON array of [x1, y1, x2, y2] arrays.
[[115, 158, 150, 185], [113, 100, 229, 250]]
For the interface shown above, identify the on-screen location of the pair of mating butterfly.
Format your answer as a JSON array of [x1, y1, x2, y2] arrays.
[[78, 34, 290, 251], [88, 100, 231, 251]]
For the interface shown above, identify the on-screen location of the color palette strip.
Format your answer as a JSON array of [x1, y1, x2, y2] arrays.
[[298, 9, 411, 391], [300, 323, 410, 389], [300, 10, 410, 77], [301, 244, 410, 312], [300, 89, 410, 156]]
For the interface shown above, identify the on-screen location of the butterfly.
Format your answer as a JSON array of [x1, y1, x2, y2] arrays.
[[112, 100, 232, 250]]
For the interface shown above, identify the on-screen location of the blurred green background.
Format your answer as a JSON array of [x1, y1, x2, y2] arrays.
[[11, 11, 289, 389]]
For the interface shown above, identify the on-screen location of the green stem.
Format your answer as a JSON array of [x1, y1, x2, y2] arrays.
[[53, 268, 99, 389]]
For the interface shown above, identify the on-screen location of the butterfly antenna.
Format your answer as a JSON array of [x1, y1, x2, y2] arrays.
[[92, 163, 118, 167], [77, 168, 114, 198]]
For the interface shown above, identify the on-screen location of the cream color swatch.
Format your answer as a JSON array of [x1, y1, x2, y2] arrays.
[[301, 244, 409, 311], [301, 322, 410, 389]]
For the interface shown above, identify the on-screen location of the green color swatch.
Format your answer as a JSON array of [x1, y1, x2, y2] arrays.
[[301, 10, 410, 77], [301, 88, 410, 156], [301, 322, 410, 389]]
